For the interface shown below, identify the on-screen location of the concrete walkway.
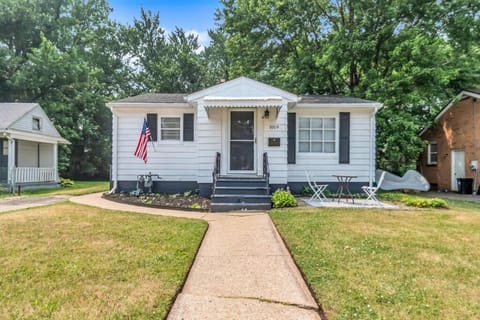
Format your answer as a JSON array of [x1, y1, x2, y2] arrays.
[[71, 193, 321, 320], [0, 195, 69, 213]]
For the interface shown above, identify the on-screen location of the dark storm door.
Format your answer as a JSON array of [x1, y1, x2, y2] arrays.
[[229, 111, 255, 172], [0, 140, 8, 182]]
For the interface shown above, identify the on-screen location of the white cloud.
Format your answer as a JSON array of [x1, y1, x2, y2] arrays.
[[186, 30, 211, 53]]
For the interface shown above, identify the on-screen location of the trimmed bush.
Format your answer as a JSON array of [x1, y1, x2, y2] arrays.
[[403, 197, 448, 208], [272, 189, 297, 208], [60, 178, 75, 188], [379, 192, 448, 208]]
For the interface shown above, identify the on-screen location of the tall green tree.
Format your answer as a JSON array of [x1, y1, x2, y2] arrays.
[[216, 0, 480, 173], [0, 0, 127, 179], [119, 8, 207, 94]]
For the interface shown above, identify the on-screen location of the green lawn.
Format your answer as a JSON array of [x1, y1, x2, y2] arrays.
[[271, 201, 480, 319], [0, 181, 109, 198], [0, 203, 207, 319]]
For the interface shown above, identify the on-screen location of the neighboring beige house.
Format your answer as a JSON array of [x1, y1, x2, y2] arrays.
[[0, 103, 69, 191], [419, 89, 480, 192]]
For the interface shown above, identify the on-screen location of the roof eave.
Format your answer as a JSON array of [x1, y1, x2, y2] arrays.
[[2, 128, 70, 144], [291, 102, 382, 109], [106, 102, 193, 109]]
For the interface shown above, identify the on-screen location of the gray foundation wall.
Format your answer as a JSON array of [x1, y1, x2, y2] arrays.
[[116, 180, 368, 197], [116, 181, 199, 195]]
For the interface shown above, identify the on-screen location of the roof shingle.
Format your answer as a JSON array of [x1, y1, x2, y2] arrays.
[[0, 103, 38, 129], [298, 95, 376, 104], [110, 93, 187, 104]]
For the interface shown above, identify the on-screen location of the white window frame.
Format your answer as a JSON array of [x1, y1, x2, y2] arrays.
[[32, 117, 41, 131], [298, 116, 337, 154], [160, 116, 181, 141], [427, 142, 438, 165]]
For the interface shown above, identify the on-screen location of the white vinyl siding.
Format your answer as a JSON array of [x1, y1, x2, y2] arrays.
[[288, 108, 374, 183], [39, 143, 54, 167], [196, 103, 222, 183], [115, 108, 197, 181], [298, 117, 336, 153], [262, 105, 288, 185], [10, 105, 61, 138], [17, 140, 38, 167]]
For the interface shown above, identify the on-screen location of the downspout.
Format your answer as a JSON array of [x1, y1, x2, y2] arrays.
[[369, 106, 380, 187], [108, 112, 118, 194], [5, 133, 15, 192]]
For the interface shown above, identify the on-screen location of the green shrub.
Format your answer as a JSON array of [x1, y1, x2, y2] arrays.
[[272, 189, 297, 208], [302, 185, 312, 195], [379, 192, 448, 208], [60, 178, 75, 188], [403, 197, 448, 208]]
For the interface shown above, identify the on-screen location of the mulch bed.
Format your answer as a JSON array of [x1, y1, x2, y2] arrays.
[[103, 192, 210, 212]]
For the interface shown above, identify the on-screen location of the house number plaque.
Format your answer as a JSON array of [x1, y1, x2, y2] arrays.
[[268, 137, 280, 147]]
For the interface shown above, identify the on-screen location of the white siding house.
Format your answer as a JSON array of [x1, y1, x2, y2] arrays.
[[0, 103, 69, 191], [108, 77, 381, 197]]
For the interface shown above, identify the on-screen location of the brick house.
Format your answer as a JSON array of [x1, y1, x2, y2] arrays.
[[419, 89, 480, 192]]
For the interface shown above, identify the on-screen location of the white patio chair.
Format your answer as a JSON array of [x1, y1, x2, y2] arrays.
[[306, 171, 329, 202], [362, 171, 386, 205]]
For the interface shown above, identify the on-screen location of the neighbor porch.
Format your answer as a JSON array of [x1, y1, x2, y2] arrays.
[[0, 138, 59, 190]]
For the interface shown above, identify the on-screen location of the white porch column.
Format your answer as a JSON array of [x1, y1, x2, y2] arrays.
[[53, 142, 59, 182], [7, 137, 15, 186]]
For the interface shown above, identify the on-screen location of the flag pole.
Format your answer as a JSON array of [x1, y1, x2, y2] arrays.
[[149, 134, 156, 152], [145, 117, 156, 152]]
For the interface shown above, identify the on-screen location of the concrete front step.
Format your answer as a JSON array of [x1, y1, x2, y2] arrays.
[[210, 202, 272, 212], [211, 194, 271, 204], [215, 180, 267, 187], [214, 186, 269, 195]]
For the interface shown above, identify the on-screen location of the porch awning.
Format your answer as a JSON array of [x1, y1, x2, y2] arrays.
[[203, 96, 283, 118]]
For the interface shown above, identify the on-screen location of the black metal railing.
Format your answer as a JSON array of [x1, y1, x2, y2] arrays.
[[263, 152, 270, 194], [212, 152, 221, 195]]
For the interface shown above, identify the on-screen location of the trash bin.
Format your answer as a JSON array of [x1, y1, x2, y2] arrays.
[[457, 178, 473, 194]]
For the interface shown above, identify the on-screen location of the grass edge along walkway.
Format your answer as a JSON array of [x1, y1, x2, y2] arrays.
[[0, 202, 208, 319], [0, 181, 110, 198], [270, 205, 480, 320]]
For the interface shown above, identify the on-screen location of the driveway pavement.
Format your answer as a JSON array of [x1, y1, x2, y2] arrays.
[[71, 193, 322, 320]]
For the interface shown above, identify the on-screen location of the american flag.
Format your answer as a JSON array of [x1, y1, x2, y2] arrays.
[[134, 118, 152, 163]]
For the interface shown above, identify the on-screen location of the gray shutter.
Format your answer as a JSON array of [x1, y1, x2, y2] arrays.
[[146, 113, 158, 141], [287, 113, 296, 164], [183, 113, 194, 141], [339, 112, 350, 164]]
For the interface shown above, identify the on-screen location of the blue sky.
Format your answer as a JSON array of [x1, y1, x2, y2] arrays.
[[109, 0, 221, 46]]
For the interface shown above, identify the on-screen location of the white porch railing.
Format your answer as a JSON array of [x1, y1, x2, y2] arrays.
[[13, 167, 57, 184]]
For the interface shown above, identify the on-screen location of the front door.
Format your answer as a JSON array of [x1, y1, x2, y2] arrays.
[[451, 150, 465, 191], [229, 111, 255, 173]]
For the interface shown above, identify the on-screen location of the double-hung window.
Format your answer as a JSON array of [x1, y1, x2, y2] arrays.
[[427, 142, 438, 165], [161, 117, 181, 140], [299, 117, 336, 153]]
